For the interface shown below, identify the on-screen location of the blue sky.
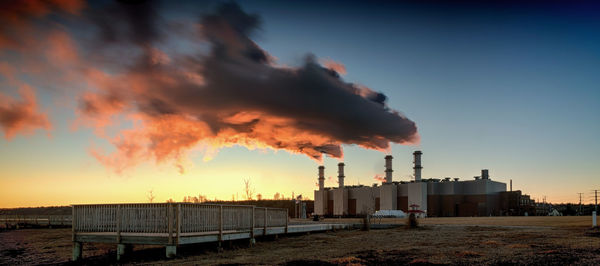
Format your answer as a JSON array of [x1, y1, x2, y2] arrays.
[[1, 0, 599, 207], [243, 0, 600, 202]]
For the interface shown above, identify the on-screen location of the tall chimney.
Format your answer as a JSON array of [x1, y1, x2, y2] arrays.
[[413, 151, 422, 182], [318, 166, 325, 190], [384, 155, 393, 183], [338, 163, 345, 188], [510, 179, 512, 192], [482, 169, 489, 180]]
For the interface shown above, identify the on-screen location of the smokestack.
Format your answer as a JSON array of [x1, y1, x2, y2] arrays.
[[384, 155, 393, 183], [482, 169, 489, 180], [413, 151, 422, 182], [510, 179, 512, 192], [338, 163, 345, 188], [318, 166, 325, 190]]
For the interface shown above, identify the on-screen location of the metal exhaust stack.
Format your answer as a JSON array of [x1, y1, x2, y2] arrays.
[[318, 166, 325, 190], [413, 151, 422, 182], [385, 155, 393, 183], [482, 169, 489, 180], [338, 163, 345, 188]]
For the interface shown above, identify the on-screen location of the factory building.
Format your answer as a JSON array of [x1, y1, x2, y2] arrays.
[[314, 151, 516, 217]]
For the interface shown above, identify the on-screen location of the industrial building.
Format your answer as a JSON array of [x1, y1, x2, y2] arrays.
[[314, 151, 533, 217]]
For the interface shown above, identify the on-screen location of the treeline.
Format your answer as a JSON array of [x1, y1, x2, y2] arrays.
[[0, 200, 315, 217], [0, 206, 71, 215], [211, 199, 314, 218]]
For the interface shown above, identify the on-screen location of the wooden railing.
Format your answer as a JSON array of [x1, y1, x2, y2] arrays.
[[72, 203, 288, 240], [0, 215, 72, 226]]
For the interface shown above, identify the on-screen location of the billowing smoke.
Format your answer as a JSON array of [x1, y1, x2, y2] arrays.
[[0, 1, 419, 173], [0, 85, 51, 140]]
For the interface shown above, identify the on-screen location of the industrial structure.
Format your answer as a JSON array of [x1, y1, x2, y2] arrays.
[[314, 151, 534, 217]]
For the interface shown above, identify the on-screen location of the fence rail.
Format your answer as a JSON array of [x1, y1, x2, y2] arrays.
[[72, 203, 288, 237], [70, 203, 351, 261], [0, 215, 72, 227]]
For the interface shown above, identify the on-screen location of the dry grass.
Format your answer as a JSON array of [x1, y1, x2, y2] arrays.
[[455, 250, 481, 258], [318, 215, 594, 228], [1, 216, 599, 265]]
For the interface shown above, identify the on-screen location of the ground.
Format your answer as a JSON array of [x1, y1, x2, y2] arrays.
[[1, 216, 599, 265]]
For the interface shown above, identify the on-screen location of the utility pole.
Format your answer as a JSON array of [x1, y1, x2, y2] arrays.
[[595, 190, 598, 213], [577, 193, 584, 215]]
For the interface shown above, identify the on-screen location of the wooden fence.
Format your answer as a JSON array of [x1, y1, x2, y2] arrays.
[[71, 203, 290, 260], [0, 215, 72, 228], [72, 203, 287, 235]]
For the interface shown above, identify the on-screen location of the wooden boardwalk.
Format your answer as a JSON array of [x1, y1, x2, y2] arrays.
[[0, 215, 71, 228], [72, 203, 350, 261]]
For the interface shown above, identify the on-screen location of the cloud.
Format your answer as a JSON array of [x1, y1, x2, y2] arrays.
[[0, 85, 51, 139], [321, 59, 347, 75], [1, 1, 419, 173], [0, 0, 85, 50]]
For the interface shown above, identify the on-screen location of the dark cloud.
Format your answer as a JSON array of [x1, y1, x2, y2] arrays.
[[88, 0, 162, 46], [0, 86, 51, 140], [80, 1, 418, 167], [1, 0, 419, 172]]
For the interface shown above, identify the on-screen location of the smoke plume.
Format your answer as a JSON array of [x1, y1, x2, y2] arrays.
[[0, 1, 419, 173], [0, 85, 51, 140]]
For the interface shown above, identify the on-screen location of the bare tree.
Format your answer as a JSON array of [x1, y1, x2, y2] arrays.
[[182, 194, 208, 203], [147, 189, 155, 203], [256, 193, 262, 201], [243, 178, 255, 200], [198, 194, 207, 202], [166, 198, 175, 203], [274, 192, 281, 200]]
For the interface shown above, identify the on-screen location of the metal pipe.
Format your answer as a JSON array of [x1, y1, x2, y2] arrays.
[[413, 151, 422, 182], [385, 155, 393, 183], [482, 169, 489, 180], [318, 166, 325, 190], [338, 163, 345, 188]]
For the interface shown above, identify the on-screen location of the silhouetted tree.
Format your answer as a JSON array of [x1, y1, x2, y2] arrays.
[[182, 194, 208, 203], [243, 178, 255, 200], [147, 189, 155, 203]]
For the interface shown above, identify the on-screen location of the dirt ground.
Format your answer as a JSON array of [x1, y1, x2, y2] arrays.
[[1, 216, 599, 265]]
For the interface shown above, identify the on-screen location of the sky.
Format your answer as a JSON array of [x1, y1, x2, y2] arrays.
[[1, 0, 599, 208]]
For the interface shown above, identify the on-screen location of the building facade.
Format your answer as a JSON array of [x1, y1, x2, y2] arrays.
[[314, 151, 523, 217]]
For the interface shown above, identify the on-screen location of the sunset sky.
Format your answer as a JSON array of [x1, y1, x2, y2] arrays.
[[1, 0, 599, 208]]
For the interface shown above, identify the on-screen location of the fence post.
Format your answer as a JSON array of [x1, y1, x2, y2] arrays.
[[219, 205, 223, 243], [251, 206, 255, 237], [176, 204, 181, 245], [168, 203, 173, 245], [166, 203, 177, 258], [116, 205, 121, 243], [285, 208, 289, 234], [71, 205, 77, 241], [263, 208, 267, 236], [250, 206, 255, 246], [72, 206, 82, 261]]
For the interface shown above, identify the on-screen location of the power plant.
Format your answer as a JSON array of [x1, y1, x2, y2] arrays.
[[314, 151, 532, 217]]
